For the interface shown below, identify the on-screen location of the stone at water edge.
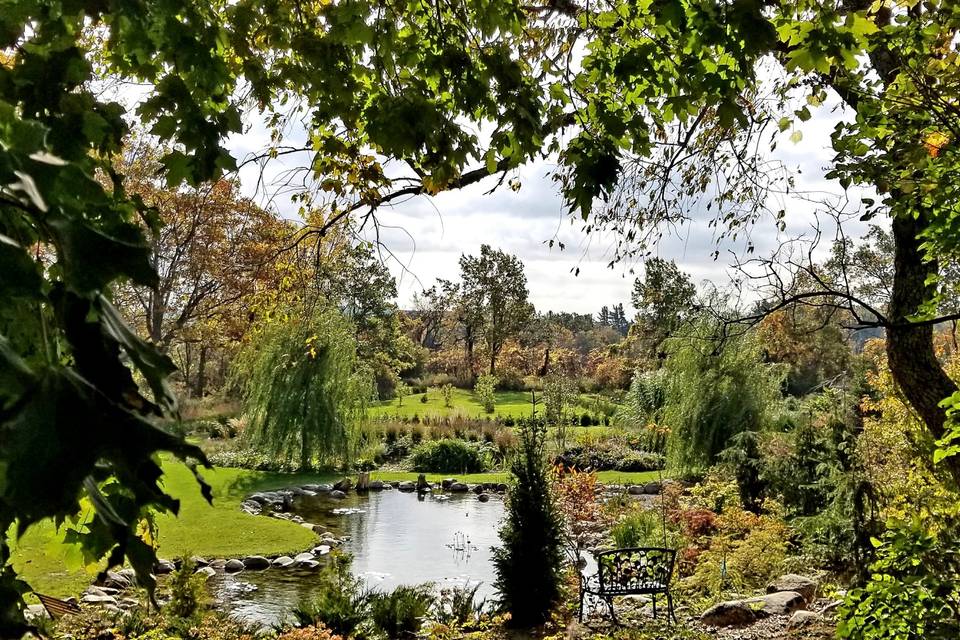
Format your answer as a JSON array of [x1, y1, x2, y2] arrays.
[[496, 483, 508, 492], [397, 481, 416, 492], [472, 484, 485, 494], [81, 594, 119, 607], [332, 478, 353, 492], [224, 559, 245, 573], [330, 490, 347, 499], [154, 559, 176, 575], [788, 610, 824, 629], [627, 485, 644, 495], [477, 493, 490, 502], [312, 524, 327, 534], [195, 567, 217, 580], [300, 521, 317, 530], [242, 555, 271, 570], [441, 478, 457, 489], [767, 574, 818, 602], [313, 545, 332, 556], [297, 559, 321, 570], [643, 481, 661, 495], [294, 552, 315, 563], [190, 556, 209, 567], [369, 480, 385, 490], [272, 556, 295, 568], [700, 601, 760, 627], [449, 482, 469, 493]]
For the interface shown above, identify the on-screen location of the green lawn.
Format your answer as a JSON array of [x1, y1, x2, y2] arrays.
[[11, 461, 335, 597], [370, 387, 616, 420], [11, 462, 660, 598]]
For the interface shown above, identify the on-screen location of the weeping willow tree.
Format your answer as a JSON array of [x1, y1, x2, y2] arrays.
[[661, 319, 785, 476], [233, 300, 372, 470]]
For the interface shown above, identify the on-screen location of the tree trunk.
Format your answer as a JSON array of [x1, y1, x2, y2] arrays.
[[489, 351, 496, 376], [886, 213, 960, 486], [195, 345, 207, 398], [464, 324, 475, 383]]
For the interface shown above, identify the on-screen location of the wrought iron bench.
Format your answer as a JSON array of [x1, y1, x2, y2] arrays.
[[578, 547, 677, 625]]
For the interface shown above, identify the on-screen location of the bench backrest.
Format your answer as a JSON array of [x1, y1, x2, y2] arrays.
[[596, 547, 675, 594]]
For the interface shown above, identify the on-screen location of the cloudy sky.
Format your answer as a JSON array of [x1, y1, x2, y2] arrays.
[[227, 95, 870, 317]]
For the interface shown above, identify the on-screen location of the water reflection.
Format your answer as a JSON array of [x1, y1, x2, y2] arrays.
[[211, 489, 504, 627]]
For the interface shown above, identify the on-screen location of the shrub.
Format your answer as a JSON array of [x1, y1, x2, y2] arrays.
[[368, 585, 434, 639], [611, 510, 662, 549], [474, 374, 498, 413], [554, 439, 664, 472], [277, 624, 343, 640], [420, 393, 428, 404], [409, 439, 488, 473], [434, 584, 486, 627], [492, 416, 564, 626], [167, 556, 207, 619], [838, 507, 960, 640], [441, 383, 454, 408], [293, 553, 369, 637]]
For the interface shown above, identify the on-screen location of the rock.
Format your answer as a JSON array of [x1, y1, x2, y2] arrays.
[[272, 556, 295, 568], [820, 599, 843, 618], [496, 483, 508, 492], [191, 556, 209, 567], [416, 473, 430, 492], [242, 556, 271, 570], [332, 478, 353, 492], [195, 566, 216, 580], [118, 567, 138, 585], [154, 559, 176, 575], [472, 484, 485, 494], [240, 500, 262, 515], [314, 484, 334, 492], [208, 559, 226, 570], [477, 493, 490, 502], [449, 482, 469, 492], [767, 574, 818, 602], [313, 545, 331, 556], [330, 490, 347, 499], [297, 559, 321, 570], [627, 485, 644, 495], [81, 594, 119, 607], [24, 604, 49, 623], [224, 559, 245, 573], [700, 601, 760, 627], [246, 492, 272, 505], [643, 481, 661, 495], [788, 610, 823, 629], [369, 480, 385, 490], [743, 590, 806, 617], [83, 586, 118, 598], [441, 478, 457, 489], [294, 552, 315, 563], [312, 524, 327, 535], [397, 481, 416, 492], [301, 521, 317, 530], [291, 515, 305, 523], [390, 481, 401, 488], [101, 570, 132, 590]]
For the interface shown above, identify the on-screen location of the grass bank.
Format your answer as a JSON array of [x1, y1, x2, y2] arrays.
[[370, 387, 618, 420]]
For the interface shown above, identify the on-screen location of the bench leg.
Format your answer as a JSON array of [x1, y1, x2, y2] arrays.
[[666, 591, 677, 625], [652, 593, 657, 619], [578, 588, 585, 622], [605, 596, 619, 626]]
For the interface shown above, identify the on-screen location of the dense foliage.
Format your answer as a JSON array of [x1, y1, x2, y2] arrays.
[[409, 439, 489, 474]]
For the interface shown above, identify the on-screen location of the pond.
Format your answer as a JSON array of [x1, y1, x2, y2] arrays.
[[210, 489, 505, 628]]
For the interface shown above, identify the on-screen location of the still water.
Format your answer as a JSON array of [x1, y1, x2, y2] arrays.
[[210, 490, 505, 628]]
